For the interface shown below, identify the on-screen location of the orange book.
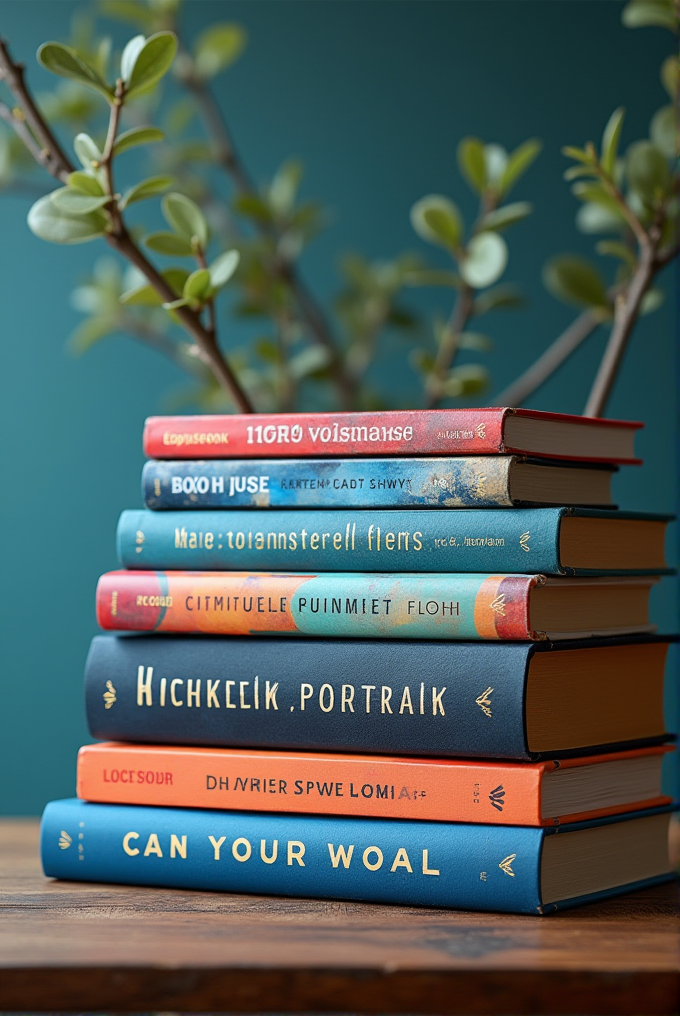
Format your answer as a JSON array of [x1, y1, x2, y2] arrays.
[[77, 742, 672, 827]]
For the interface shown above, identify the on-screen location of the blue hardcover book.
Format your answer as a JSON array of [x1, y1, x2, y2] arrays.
[[84, 634, 673, 761], [141, 457, 617, 510], [41, 799, 675, 915], [117, 507, 671, 575]]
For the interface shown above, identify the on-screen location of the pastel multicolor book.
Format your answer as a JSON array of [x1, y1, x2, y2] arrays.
[[76, 742, 673, 827], [118, 508, 671, 576], [41, 799, 675, 915], [85, 634, 673, 760], [142, 456, 618, 510], [143, 409, 643, 463], [95, 570, 660, 641]]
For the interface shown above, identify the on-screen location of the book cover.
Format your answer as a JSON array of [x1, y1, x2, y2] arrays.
[[117, 508, 672, 576], [141, 456, 616, 510], [40, 798, 674, 915], [76, 742, 673, 827], [143, 409, 642, 463], [95, 570, 544, 640], [84, 634, 673, 761]]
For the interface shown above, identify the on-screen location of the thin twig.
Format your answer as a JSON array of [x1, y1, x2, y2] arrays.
[[0, 38, 73, 181], [120, 314, 207, 377], [492, 306, 603, 407], [426, 282, 475, 408], [584, 247, 656, 417], [176, 53, 355, 407]]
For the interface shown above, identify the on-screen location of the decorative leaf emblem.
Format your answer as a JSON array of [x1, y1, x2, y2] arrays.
[[475, 686, 493, 717], [103, 680, 116, 709], [489, 785, 505, 811], [499, 853, 516, 877], [490, 593, 506, 616], [59, 831, 72, 850], [519, 531, 531, 552], [475, 423, 487, 439]]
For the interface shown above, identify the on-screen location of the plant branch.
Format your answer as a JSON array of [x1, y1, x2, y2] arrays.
[[425, 282, 475, 409], [176, 52, 355, 408], [120, 314, 207, 377], [584, 246, 656, 417], [492, 305, 604, 407], [0, 37, 73, 182]]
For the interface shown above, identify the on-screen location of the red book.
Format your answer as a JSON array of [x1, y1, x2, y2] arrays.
[[143, 409, 642, 463], [77, 743, 673, 827]]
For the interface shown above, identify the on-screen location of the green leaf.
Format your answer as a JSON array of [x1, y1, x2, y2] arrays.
[[113, 126, 164, 156], [458, 332, 493, 352], [457, 137, 486, 193], [28, 193, 107, 244], [601, 107, 625, 176], [460, 232, 508, 288], [621, 1, 677, 30], [183, 267, 212, 301], [595, 240, 637, 266], [571, 181, 624, 215], [288, 345, 332, 380], [480, 201, 532, 232], [120, 267, 189, 305], [51, 188, 110, 213], [68, 171, 104, 196], [625, 139, 670, 202], [162, 191, 208, 247], [74, 133, 102, 169], [660, 54, 679, 98], [483, 144, 508, 187], [98, 0, 155, 29], [121, 34, 146, 82], [37, 42, 113, 101], [125, 32, 178, 100], [499, 139, 541, 196], [410, 195, 463, 249], [640, 287, 665, 314], [562, 145, 595, 164], [564, 164, 599, 181], [473, 284, 524, 315], [209, 249, 240, 289], [233, 192, 274, 224], [193, 23, 247, 79], [442, 364, 489, 398], [650, 105, 677, 158], [543, 255, 610, 308], [69, 315, 119, 354], [143, 231, 193, 256], [269, 160, 303, 215], [120, 175, 174, 208]]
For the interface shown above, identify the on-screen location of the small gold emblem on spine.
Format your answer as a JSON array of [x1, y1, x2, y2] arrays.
[[499, 853, 516, 877], [490, 593, 506, 616], [154, 479, 161, 497], [475, 686, 493, 717], [135, 530, 145, 554], [519, 531, 530, 552], [59, 831, 72, 850], [475, 423, 487, 439], [103, 680, 117, 709]]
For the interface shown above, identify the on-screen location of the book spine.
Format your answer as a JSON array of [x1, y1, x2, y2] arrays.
[[41, 798, 545, 913], [142, 457, 517, 509], [77, 743, 545, 825], [85, 635, 533, 759], [95, 570, 538, 640], [119, 507, 564, 574], [143, 410, 508, 459]]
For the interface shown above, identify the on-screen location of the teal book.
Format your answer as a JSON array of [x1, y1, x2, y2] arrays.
[[118, 507, 671, 575], [41, 799, 675, 915]]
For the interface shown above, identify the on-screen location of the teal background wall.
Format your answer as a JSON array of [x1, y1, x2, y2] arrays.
[[0, 0, 677, 814]]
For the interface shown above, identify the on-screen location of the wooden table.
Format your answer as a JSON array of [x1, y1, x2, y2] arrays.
[[1, 819, 678, 1014]]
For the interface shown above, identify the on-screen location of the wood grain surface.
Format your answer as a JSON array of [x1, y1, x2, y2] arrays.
[[1, 818, 678, 1014]]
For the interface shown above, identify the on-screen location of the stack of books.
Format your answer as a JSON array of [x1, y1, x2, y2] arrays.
[[41, 408, 676, 914]]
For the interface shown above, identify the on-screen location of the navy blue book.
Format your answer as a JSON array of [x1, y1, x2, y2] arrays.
[[141, 456, 617, 510], [85, 634, 672, 760], [41, 799, 675, 915], [117, 507, 671, 575]]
